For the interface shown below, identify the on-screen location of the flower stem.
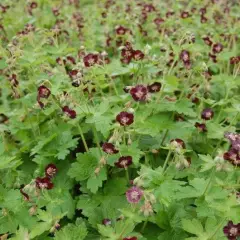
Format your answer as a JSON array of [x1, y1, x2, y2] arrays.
[[208, 218, 226, 240], [203, 168, 215, 196], [92, 125, 102, 155], [125, 168, 130, 183], [140, 219, 148, 233], [162, 150, 172, 173], [77, 124, 89, 152]]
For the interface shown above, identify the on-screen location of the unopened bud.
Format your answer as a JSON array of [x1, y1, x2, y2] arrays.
[[125, 101, 132, 108], [99, 156, 107, 166], [94, 167, 101, 175], [29, 205, 37, 216], [151, 149, 159, 154]]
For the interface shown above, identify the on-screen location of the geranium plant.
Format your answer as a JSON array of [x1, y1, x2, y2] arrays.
[[0, 0, 240, 240]]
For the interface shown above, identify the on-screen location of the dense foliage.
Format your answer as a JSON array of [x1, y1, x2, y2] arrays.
[[0, 0, 240, 239]]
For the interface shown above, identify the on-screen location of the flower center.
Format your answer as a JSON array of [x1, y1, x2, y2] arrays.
[[229, 227, 238, 236], [121, 117, 129, 124], [120, 160, 129, 167], [131, 191, 140, 200]]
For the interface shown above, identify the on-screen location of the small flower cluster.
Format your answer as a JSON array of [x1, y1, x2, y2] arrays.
[[230, 56, 240, 65], [35, 164, 57, 190], [83, 52, 110, 67], [180, 50, 191, 69], [224, 132, 240, 166], [120, 42, 144, 64], [169, 139, 191, 169], [124, 82, 161, 102], [37, 85, 51, 108], [195, 108, 214, 132]]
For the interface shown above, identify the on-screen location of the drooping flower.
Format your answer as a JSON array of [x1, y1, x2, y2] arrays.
[[223, 149, 240, 166], [230, 56, 240, 65], [170, 138, 186, 149], [0, 113, 8, 124], [181, 11, 190, 18], [140, 200, 153, 216], [202, 36, 213, 46], [132, 50, 144, 61], [102, 219, 112, 226], [154, 17, 164, 26], [126, 186, 143, 203], [148, 82, 161, 93], [201, 108, 214, 120], [180, 50, 190, 63], [223, 221, 240, 240], [45, 164, 57, 178], [115, 26, 129, 35], [116, 112, 134, 126], [195, 122, 207, 132], [115, 156, 133, 168], [102, 142, 119, 154], [212, 43, 223, 54], [37, 85, 51, 108], [38, 85, 51, 99], [62, 106, 77, 119], [35, 177, 54, 190], [83, 53, 99, 67], [130, 85, 148, 102], [123, 237, 137, 240]]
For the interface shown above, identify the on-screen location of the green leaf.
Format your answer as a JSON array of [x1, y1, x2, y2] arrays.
[[54, 219, 88, 240], [182, 218, 204, 236], [87, 167, 107, 193], [68, 150, 98, 181]]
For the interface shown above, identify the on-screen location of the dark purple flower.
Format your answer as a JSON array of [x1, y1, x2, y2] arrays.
[[230, 57, 240, 65], [130, 85, 148, 102], [66, 56, 76, 65], [201, 108, 214, 120], [132, 50, 144, 61], [30, 2, 38, 9], [147, 82, 161, 93], [37, 85, 51, 108], [0, 114, 8, 124], [115, 26, 129, 35], [121, 48, 133, 60], [195, 122, 207, 132], [166, 11, 175, 18], [170, 139, 186, 149], [212, 43, 223, 54], [8, 74, 19, 87], [102, 143, 119, 154], [142, 4, 155, 13], [123, 238, 137, 240], [180, 50, 190, 63], [223, 221, 240, 240], [36, 177, 54, 190], [116, 112, 134, 126], [203, 36, 213, 46], [181, 11, 190, 18], [45, 164, 57, 178], [83, 53, 99, 67], [115, 156, 132, 168], [62, 106, 77, 119], [223, 149, 240, 166], [201, 15, 208, 23], [38, 85, 51, 99], [102, 219, 111, 225], [154, 18, 164, 26], [126, 186, 143, 203]]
